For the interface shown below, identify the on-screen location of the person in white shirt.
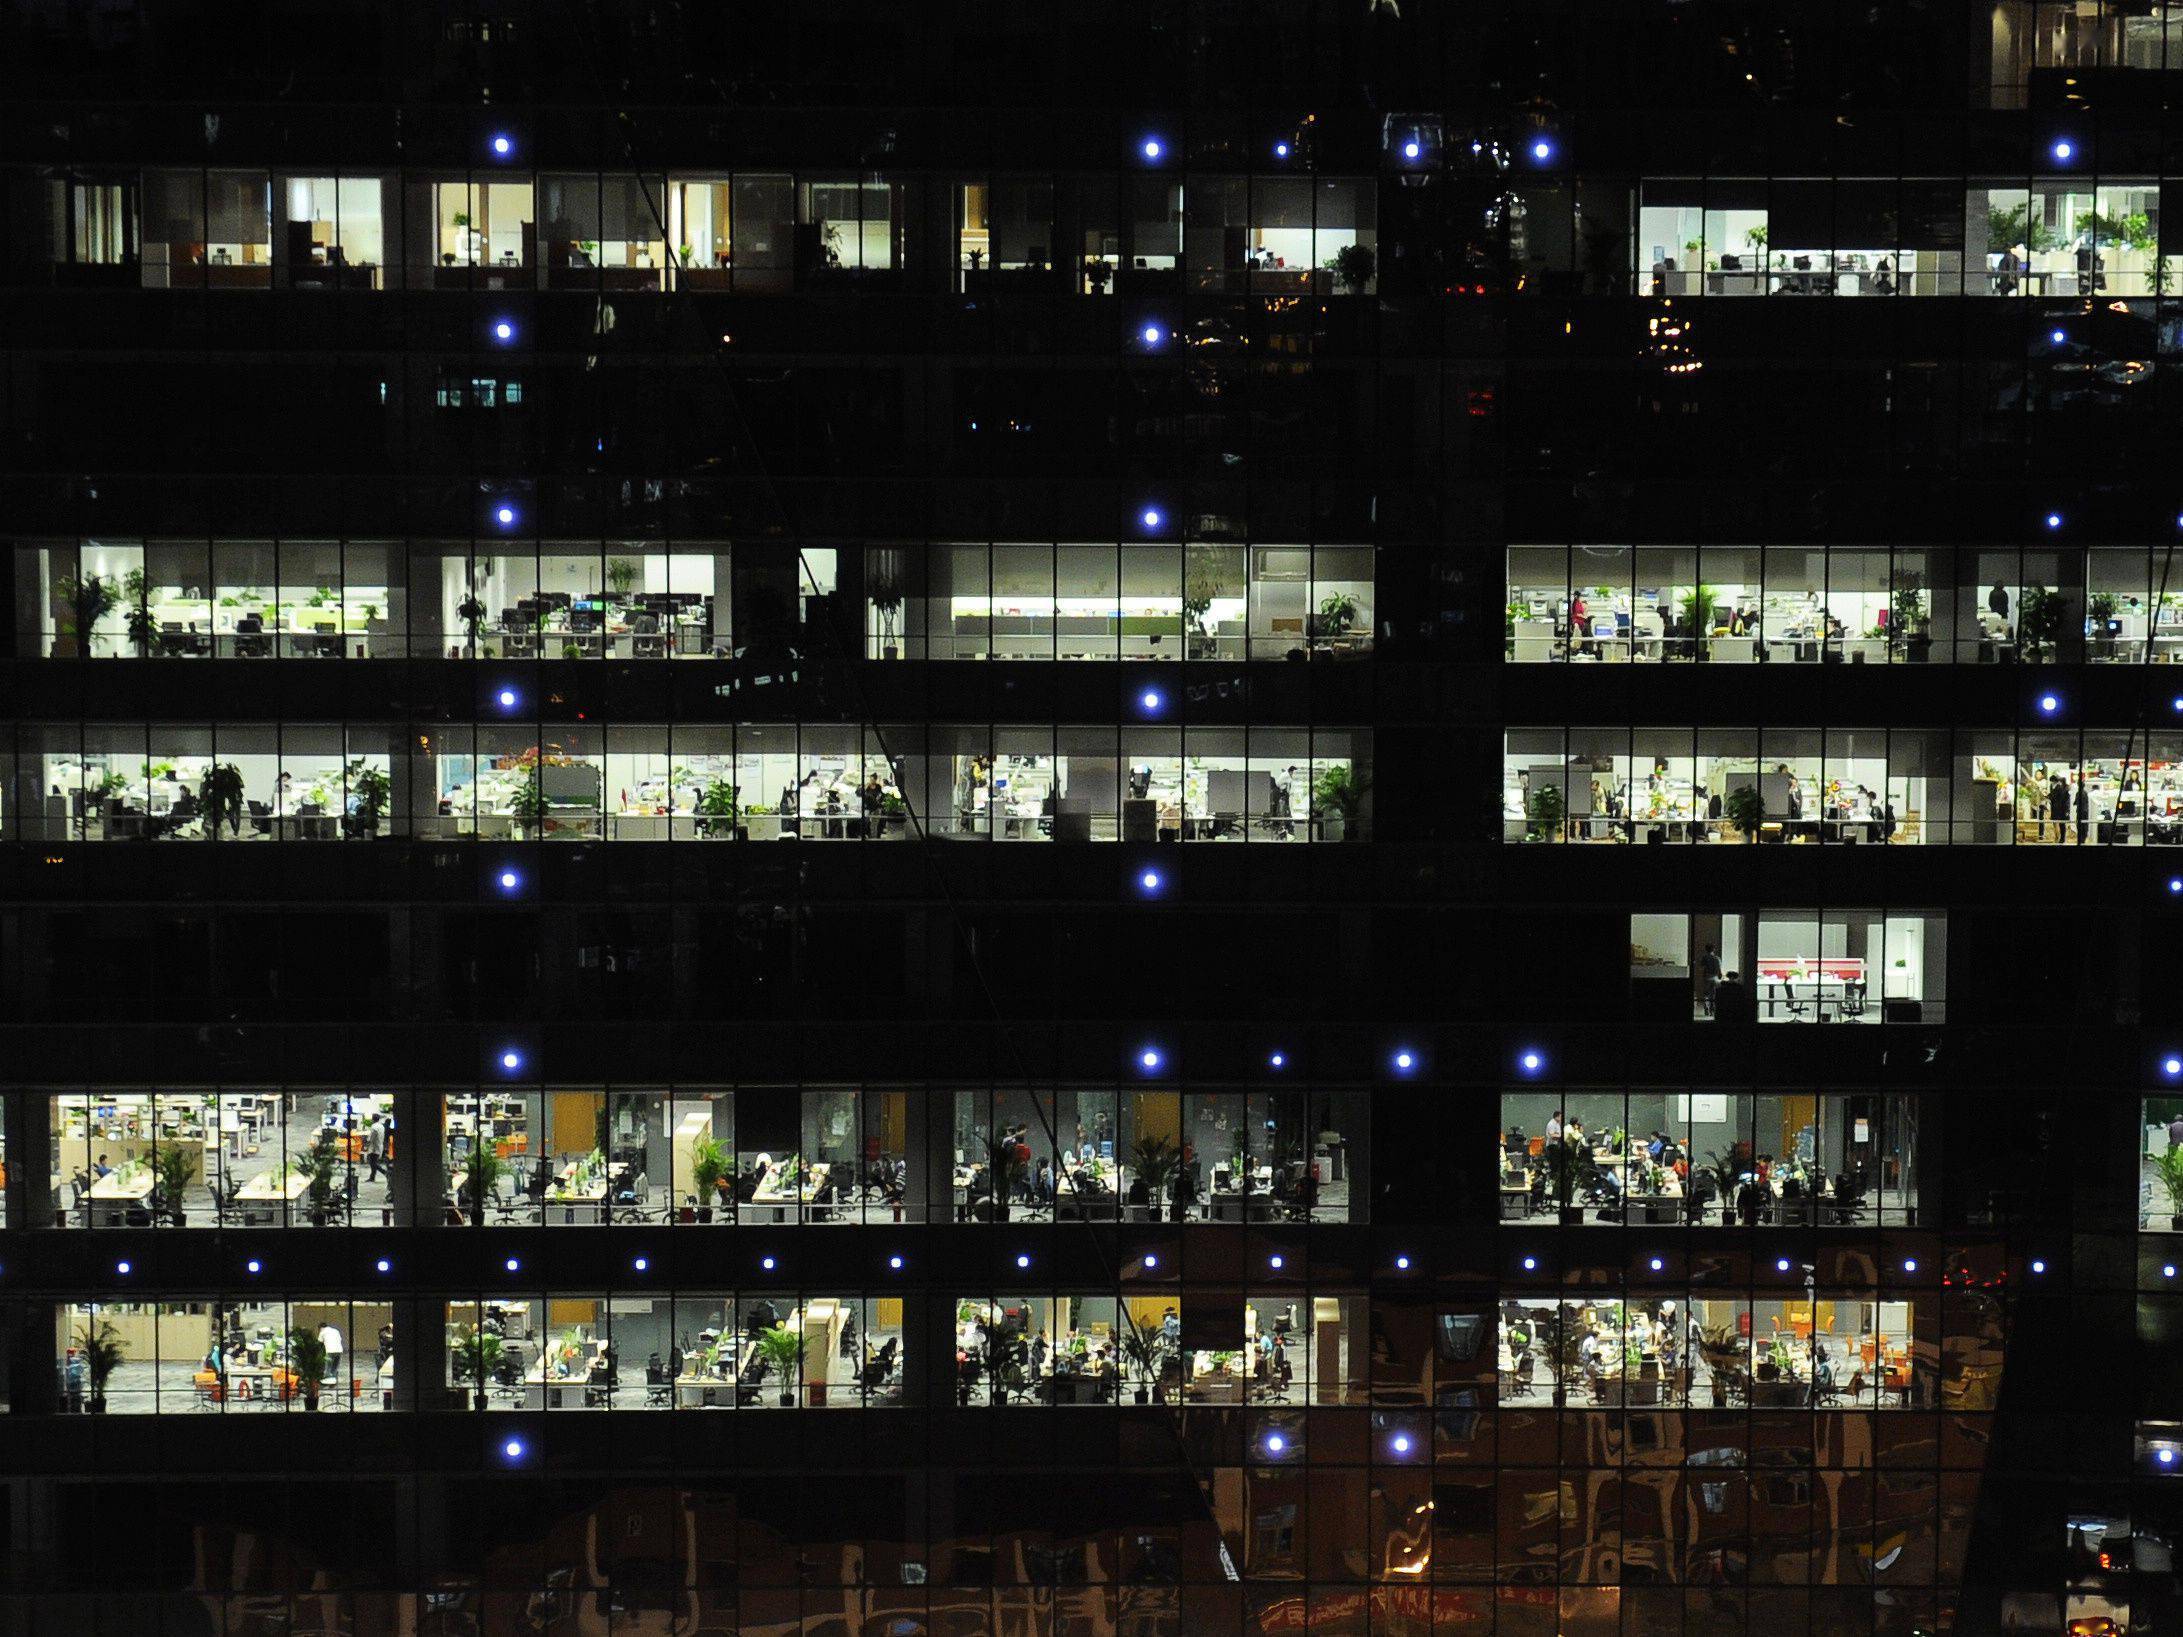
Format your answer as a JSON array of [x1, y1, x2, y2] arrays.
[[1545, 1111, 1563, 1141], [318, 1322, 344, 1385]]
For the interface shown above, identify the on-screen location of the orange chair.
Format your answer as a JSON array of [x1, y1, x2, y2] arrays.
[[1527, 1137, 1545, 1159], [192, 1369, 224, 1408]]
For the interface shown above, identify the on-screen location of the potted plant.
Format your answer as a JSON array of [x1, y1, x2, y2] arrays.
[[199, 763, 246, 839], [53, 571, 119, 659], [121, 568, 158, 656], [1182, 545, 1231, 658], [455, 593, 488, 656], [346, 759, 392, 838], [286, 1326, 328, 1411], [452, 1325, 503, 1410], [1526, 782, 1566, 844], [982, 1134, 1028, 1223], [754, 1324, 803, 1408], [1725, 783, 1766, 844], [689, 1135, 729, 1222], [1312, 763, 1368, 842], [1889, 573, 1929, 661], [2088, 591, 2120, 659], [1678, 584, 1720, 655], [606, 558, 641, 599], [461, 1147, 507, 1226], [696, 778, 740, 839], [1318, 591, 1360, 640], [299, 1127, 342, 1226], [2154, 1145, 2183, 1231], [1130, 1132, 1179, 1222], [153, 1144, 198, 1227], [76, 1318, 126, 1413], [1118, 1313, 1164, 1405], [2018, 586, 2071, 662], [867, 554, 905, 659], [879, 792, 908, 836], [508, 770, 549, 839], [1543, 1136, 1597, 1226], [1325, 242, 1377, 295]]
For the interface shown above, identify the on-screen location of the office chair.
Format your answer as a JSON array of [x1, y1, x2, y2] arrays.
[[644, 1358, 673, 1407]]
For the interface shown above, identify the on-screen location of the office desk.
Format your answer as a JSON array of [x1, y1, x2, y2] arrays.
[[237, 1167, 312, 1225], [674, 1369, 741, 1407], [748, 1161, 832, 1223], [1624, 1192, 1684, 1225], [1500, 1182, 1531, 1220], [88, 1169, 156, 1226]]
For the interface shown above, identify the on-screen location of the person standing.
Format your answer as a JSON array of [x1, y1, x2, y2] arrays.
[[318, 1319, 345, 1387], [2049, 773, 2070, 845], [2076, 778, 2090, 846], [1700, 942, 1723, 1017]]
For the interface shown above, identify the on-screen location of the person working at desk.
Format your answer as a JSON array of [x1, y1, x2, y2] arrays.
[[93, 1153, 113, 1179]]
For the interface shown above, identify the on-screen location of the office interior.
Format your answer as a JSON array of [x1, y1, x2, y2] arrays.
[[951, 1290, 1365, 1407], [27, 1086, 1362, 1230], [1988, 0, 2183, 105], [865, 544, 1374, 661], [57, 1298, 394, 1413], [1497, 1090, 1920, 1227], [1627, 908, 1947, 1024], [948, 1086, 1357, 1225], [1636, 178, 2169, 296], [16, 540, 1374, 664], [2142, 1097, 2183, 1233], [10, 722, 1366, 845], [1495, 1293, 1936, 1409], [39, 167, 1378, 299], [1506, 726, 2183, 846], [1508, 543, 2183, 665]]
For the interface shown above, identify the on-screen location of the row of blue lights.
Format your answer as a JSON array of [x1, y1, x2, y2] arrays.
[[1138, 134, 1553, 166], [106, 1247, 2054, 1282]]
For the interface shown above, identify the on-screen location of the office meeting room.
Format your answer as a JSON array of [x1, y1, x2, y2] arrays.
[[442, 1292, 903, 1410], [952, 1290, 1365, 1407], [1628, 908, 1946, 1024], [1497, 1089, 1921, 1227]]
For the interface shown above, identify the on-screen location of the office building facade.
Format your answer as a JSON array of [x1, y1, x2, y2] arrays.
[[0, 2, 2176, 1632]]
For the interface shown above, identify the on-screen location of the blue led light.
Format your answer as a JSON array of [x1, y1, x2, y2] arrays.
[[1141, 137, 1164, 161], [493, 320, 515, 343], [499, 870, 520, 892], [1530, 138, 1554, 162], [501, 1050, 522, 1071], [497, 688, 518, 709], [115, 1260, 131, 1275], [1519, 1049, 1544, 1074], [1140, 1047, 1163, 1071], [1395, 1255, 1411, 1271], [2052, 138, 2075, 162], [2162, 1448, 2177, 1465], [2031, 1259, 2047, 1274], [2044, 511, 2063, 530], [1144, 1254, 1159, 1269], [1140, 869, 1163, 893], [1777, 1258, 1792, 1272], [889, 1254, 904, 1270], [1265, 1432, 1288, 1454], [491, 135, 514, 157], [1390, 1433, 1413, 1454], [376, 1258, 392, 1274], [1139, 688, 1164, 713], [1274, 142, 1291, 159], [2167, 1264, 2178, 1279], [1903, 1258, 1918, 1273], [505, 1257, 520, 1273], [2038, 693, 2060, 715], [1140, 507, 1164, 530], [1269, 1051, 1286, 1069], [2166, 1057, 2183, 1078], [1649, 1257, 1664, 1272], [1393, 1050, 1416, 1072], [496, 505, 518, 527], [1403, 140, 1421, 160], [761, 1255, 777, 1271], [632, 1256, 648, 1273], [1269, 1254, 1285, 1270], [1016, 1252, 1032, 1269], [1140, 323, 1165, 347], [1521, 1256, 1537, 1271], [2050, 328, 2067, 345], [247, 1259, 262, 1275], [502, 1437, 525, 1459], [2169, 878, 2183, 895]]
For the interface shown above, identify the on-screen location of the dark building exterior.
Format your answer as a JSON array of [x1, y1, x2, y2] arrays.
[[1, 2, 2179, 1633]]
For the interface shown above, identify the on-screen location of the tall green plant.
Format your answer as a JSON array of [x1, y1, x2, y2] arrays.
[[286, 1327, 329, 1410], [55, 572, 119, 657], [2154, 1146, 2183, 1219], [75, 1317, 127, 1407]]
